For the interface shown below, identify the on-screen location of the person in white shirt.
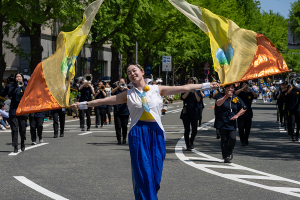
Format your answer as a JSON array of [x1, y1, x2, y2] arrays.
[[70, 64, 219, 200]]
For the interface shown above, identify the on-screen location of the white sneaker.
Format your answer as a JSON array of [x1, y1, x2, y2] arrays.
[[31, 142, 36, 145], [39, 139, 43, 143], [0, 125, 6, 130]]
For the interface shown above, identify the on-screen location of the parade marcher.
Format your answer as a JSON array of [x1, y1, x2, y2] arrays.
[[105, 82, 112, 124], [215, 84, 246, 163], [269, 83, 276, 103], [95, 81, 107, 128], [70, 63, 219, 200], [111, 78, 130, 144], [277, 82, 288, 128], [8, 73, 28, 153], [78, 78, 95, 131], [29, 111, 45, 145], [235, 81, 257, 146], [180, 78, 201, 151], [285, 82, 300, 141], [262, 84, 268, 103], [213, 89, 221, 139], [52, 108, 66, 138]]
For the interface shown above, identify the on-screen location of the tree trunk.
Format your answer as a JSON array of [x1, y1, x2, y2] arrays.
[[111, 46, 121, 83], [0, 15, 6, 96], [28, 23, 43, 74], [179, 66, 186, 85], [90, 39, 100, 83]]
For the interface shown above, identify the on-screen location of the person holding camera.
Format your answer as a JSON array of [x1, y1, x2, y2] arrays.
[[235, 81, 257, 146], [215, 84, 247, 163], [111, 78, 130, 144], [95, 81, 107, 128], [8, 73, 28, 153], [78, 78, 95, 131], [180, 78, 201, 151], [105, 82, 112, 124]]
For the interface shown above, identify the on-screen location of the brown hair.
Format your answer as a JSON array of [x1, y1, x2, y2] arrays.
[[127, 63, 144, 71]]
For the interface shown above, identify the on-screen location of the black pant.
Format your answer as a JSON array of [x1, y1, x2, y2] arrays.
[[53, 110, 65, 136], [219, 129, 236, 159], [198, 107, 203, 127], [289, 111, 300, 139], [95, 107, 106, 126], [105, 105, 112, 123], [182, 118, 198, 148], [79, 108, 91, 128], [29, 116, 44, 142], [10, 116, 27, 147], [279, 105, 286, 125], [114, 115, 129, 141], [237, 117, 252, 145]]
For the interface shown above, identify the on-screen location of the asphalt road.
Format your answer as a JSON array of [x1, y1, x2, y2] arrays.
[[0, 98, 299, 200]]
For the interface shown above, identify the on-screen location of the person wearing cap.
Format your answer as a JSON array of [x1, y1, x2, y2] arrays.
[[215, 84, 247, 163], [235, 81, 257, 146]]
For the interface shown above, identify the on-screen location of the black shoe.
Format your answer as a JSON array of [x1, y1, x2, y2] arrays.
[[241, 143, 246, 146], [186, 146, 192, 151], [54, 134, 58, 138], [189, 139, 194, 149], [229, 154, 233, 160], [95, 125, 98, 128], [87, 127, 90, 131], [123, 139, 126, 144], [13, 146, 18, 153], [81, 128, 85, 131], [216, 134, 220, 139], [60, 133, 64, 137], [281, 124, 284, 127], [21, 143, 25, 152], [117, 140, 121, 145], [224, 157, 231, 163], [109, 122, 112, 124], [104, 122, 107, 125]]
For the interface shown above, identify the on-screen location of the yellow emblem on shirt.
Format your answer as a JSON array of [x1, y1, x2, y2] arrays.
[[297, 92, 299, 95], [21, 89, 23, 93], [232, 97, 238, 104], [248, 96, 251, 99]]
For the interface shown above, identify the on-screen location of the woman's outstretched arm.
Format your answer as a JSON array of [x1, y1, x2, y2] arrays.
[[70, 91, 127, 109], [159, 83, 219, 97]]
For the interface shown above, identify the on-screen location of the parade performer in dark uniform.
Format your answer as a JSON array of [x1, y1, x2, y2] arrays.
[[111, 78, 130, 144], [70, 63, 219, 200], [95, 81, 107, 128], [8, 73, 28, 153], [215, 84, 246, 163], [79, 77, 95, 131], [276, 82, 288, 128], [29, 111, 45, 145], [180, 78, 201, 151], [235, 81, 257, 146], [286, 82, 300, 141], [52, 108, 66, 138]]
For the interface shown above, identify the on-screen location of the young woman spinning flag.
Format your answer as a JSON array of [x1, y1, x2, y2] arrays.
[[71, 64, 219, 200]]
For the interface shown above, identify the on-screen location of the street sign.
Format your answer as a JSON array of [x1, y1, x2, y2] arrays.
[[145, 65, 151, 75], [204, 62, 210, 70], [204, 70, 210, 75], [162, 56, 172, 71]]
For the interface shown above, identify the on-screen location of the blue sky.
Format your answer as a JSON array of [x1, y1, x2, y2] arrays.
[[259, 0, 297, 19]]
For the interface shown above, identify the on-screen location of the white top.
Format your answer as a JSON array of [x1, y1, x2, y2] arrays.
[[127, 85, 166, 139]]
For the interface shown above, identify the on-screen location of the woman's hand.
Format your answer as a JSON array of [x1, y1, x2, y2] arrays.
[[70, 102, 80, 109], [210, 82, 220, 89]]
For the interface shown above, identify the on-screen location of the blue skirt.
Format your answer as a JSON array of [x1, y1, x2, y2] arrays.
[[128, 121, 166, 200]]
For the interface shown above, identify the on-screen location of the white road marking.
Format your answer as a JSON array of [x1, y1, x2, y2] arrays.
[[176, 119, 300, 198], [166, 108, 182, 113], [9, 143, 49, 156], [14, 176, 68, 200], [78, 132, 93, 136]]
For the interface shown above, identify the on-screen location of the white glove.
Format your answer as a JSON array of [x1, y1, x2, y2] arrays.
[[78, 102, 88, 110], [202, 83, 211, 90]]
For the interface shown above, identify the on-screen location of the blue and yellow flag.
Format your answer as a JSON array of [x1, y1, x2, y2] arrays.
[[17, 0, 104, 115], [168, 0, 290, 85]]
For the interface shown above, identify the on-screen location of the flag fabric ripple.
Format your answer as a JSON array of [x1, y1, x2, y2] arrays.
[[17, 0, 104, 115], [168, 0, 290, 85]]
